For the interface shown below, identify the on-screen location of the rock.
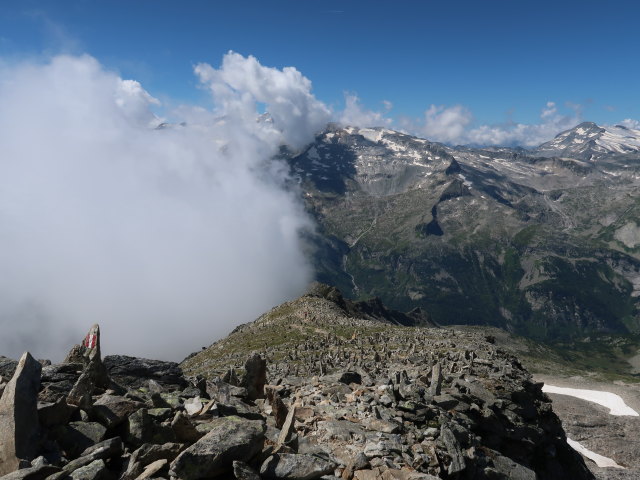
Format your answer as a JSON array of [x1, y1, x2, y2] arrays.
[[278, 405, 297, 446], [440, 425, 465, 475], [338, 372, 362, 385], [241, 354, 267, 401], [133, 458, 167, 480], [363, 438, 403, 458], [0, 352, 42, 475], [63, 345, 85, 365], [432, 394, 459, 410], [266, 388, 289, 429], [92, 394, 143, 429], [0, 356, 18, 379], [103, 355, 186, 391], [380, 470, 439, 480], [0, 465, 60, 480], [53, 421, 107, 459], [61, 437, 122, 473], [341, 453, 369, 480], [233, 460, 261, 480], [121, 443, 184, 480], [66, 370, 96, 409], [361, 418, 401, 434], [65, 325, 110, 409], [37, 398, 76, 428], [183, 397, 204, 416], [169, 416, 265, 480], [126, 409, 175, 447], [428, 363, 442, 396], [170, 411, 203, 443], [491, 454, 536, 480], [67, 459, 106, 480], [223, 369, 240, 387], [260, 453, 337, 479]]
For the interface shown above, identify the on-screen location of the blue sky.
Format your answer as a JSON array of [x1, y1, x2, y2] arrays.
[[1, 0, 638, 144]]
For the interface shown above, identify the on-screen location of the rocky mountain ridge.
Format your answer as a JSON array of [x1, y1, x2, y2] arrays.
[[0, 287, 599, 480], [289, 123, 640, 341]]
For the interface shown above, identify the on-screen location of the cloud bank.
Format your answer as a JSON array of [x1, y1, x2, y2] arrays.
[[0, 52, 325, 361], [402, 101, 583, 147]]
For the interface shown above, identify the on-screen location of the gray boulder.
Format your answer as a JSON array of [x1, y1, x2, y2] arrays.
[[169, 416, 265, 479], [67, 459, 107, 480], [260, 453, 337, 479], [0, 352, 42, 475], [92, 394, 143, 429], [53, 421, 107, 459]]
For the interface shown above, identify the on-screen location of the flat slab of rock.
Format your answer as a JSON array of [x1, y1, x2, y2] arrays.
[[260, 453, 337, 479], [0, 465, 60, 480], [68, 459, 106, 480], [169, 416, 265, 480], [62, 437, 123, 473]]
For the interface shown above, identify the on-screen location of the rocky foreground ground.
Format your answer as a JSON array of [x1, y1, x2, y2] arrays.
[[0, 284, 597, 479]]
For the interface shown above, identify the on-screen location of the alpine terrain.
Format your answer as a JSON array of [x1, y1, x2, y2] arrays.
[[289, 122, 640, 342]]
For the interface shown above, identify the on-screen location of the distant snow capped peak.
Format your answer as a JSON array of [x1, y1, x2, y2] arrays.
[[536, 122, 640, 160]]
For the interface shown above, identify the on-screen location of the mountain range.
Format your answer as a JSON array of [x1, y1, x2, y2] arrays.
[[285, 122, 640, 342]]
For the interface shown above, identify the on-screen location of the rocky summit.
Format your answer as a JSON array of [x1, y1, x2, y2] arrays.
[[0, 285, 598, 479]]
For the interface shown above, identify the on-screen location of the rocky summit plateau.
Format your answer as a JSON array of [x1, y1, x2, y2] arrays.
[[0, 284, 611, 480]]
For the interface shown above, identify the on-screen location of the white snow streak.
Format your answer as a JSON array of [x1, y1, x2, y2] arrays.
[[566, 439, 625, 469], [542, 384, 639, 416]]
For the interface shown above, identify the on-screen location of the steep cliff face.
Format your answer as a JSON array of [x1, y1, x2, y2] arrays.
[[288, 124, 640, 340]]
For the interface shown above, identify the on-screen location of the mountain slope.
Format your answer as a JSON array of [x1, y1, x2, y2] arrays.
[[287, 124, 640, 341], [536, 122, 640, 160]]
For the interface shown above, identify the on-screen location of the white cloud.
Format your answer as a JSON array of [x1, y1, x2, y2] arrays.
[[404, 101, 582, 147], [418, 104, 473, 144], [194, 52, 331, 150], [0, 53, 319, 361], [620, 118, 640, 129], [337, 93, 392, 128]]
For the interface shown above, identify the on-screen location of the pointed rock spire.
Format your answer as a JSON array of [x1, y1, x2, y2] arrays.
[[0, 351, 42, 475]]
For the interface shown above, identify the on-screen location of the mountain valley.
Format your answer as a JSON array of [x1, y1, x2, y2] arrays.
[[288, 122, 640, 344]]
